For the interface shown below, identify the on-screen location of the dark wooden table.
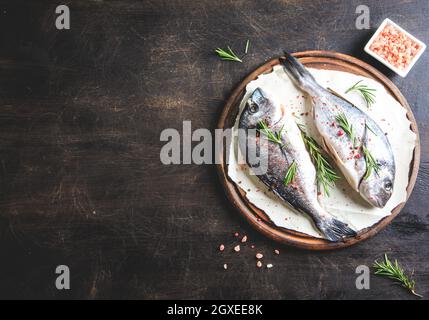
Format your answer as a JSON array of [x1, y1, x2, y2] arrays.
[[0, 0, 428, 300]]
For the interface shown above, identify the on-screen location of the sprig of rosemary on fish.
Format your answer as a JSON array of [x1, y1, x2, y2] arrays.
[[283, 161, 297, 186], [257, 120, 284, 146], [257, 120, 297, 186], [345, 80, 377, 108], [365, 123, 378, 136], [374, 254, 422, 298], [298, 125, 339, 196], [362, 145, 380, 179], [335, 112, 357, 146], [335, 113, 380, 179]]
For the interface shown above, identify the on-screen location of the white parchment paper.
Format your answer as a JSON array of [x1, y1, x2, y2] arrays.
[[227, 66, 416, 238]]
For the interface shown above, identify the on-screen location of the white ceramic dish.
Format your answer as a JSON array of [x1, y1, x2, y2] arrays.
[[364, 18, 426, 77]]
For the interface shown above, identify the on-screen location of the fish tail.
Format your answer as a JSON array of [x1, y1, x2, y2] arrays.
[[316, 217, 357, 242], [280, 51, 321, 93]]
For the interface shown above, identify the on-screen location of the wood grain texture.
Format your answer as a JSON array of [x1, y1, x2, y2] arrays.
[[217, 51, 420, 250], [0, 0, 428, 299]]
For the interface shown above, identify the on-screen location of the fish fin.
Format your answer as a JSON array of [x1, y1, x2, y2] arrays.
[[311, 102, 315, 120], [280, 51, 320, 93], [317, 218, 356, 242], [321, 137, 344, 165], [322, 137, 360, 191], [320, 136, 329, 152], [362, 119, 369, 145], [327, 87, 361, 110], [358, 120, 371, 186]]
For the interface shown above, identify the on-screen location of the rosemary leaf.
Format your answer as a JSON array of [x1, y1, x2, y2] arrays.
[[215, 46, 242, 62], [374, 254, 422, 298], [345, 80, 377, 108], [362, 144, 380, 179], [283, 161, 297, 186], [335, 112, 356, 146], [298, 124, 340, 196], [365, 123, 378, 136], [257, 120, 284, 146], [245, 39, 250, 54]]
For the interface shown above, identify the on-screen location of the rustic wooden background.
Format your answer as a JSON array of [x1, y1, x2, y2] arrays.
[[0, 0, 427, 299]]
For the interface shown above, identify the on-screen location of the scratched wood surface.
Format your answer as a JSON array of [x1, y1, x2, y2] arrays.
[[0, 0, 428, 300]]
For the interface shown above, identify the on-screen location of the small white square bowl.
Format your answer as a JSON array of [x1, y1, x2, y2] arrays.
[[364, 18, 426, 77]]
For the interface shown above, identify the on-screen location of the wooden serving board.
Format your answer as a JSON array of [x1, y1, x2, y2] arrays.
[[216, 50, 420, 250]]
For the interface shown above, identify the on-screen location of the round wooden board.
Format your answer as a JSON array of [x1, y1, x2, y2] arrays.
[[216, 50, 420, 250]]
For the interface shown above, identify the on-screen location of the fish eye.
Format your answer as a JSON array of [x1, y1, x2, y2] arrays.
[[248, 101, 259, 114], [384, 180, 392, 191]]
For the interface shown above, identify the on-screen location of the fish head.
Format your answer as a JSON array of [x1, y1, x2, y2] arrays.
[[359, 165, 394, 208], [239, 88, 282, 129]]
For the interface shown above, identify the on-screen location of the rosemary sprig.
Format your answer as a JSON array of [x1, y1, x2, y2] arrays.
[[335, 112, 356, 146], [345, 80, 377, 108], [365, 123, 378, 136], [298, 125, 340, 196], [335, 113, 379, 180], [362, 144, 380, 179], [244, 39, 250, 54], [257, 120, 284, 147], [374, 254, 422, 298], [283, 161, 297, 186], [215, 46, 242, 62]]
